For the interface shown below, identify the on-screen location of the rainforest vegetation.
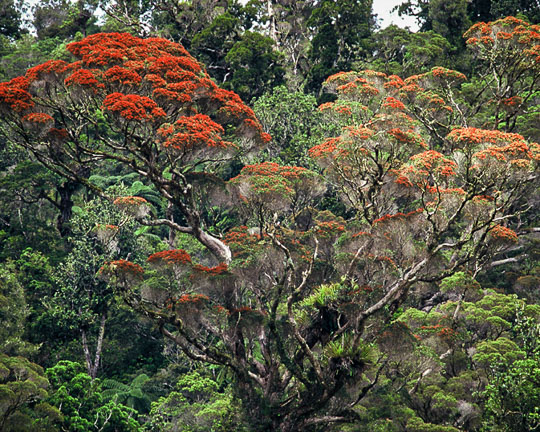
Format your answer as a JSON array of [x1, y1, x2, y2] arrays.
[[0, 0, 539, 431]]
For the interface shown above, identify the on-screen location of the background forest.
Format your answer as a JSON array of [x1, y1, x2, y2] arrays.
[[0, 0, 539, 431]]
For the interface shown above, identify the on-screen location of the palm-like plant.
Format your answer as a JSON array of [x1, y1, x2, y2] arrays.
[[102, 373, 151, 413]]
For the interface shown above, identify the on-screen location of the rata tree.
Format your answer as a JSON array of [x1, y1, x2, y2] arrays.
[[1, 32, 538, 431], [106, 71, 536, 431], [463, 16, 540, 141], [399, 17, 540, 143], [0, 32, 270, 261], [368, 17, 540, 150]]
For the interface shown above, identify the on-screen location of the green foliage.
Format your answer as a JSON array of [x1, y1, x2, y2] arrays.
[[324, 333, 375, 363], [440, 271, 481, 294], [0, 34, 70, 80], [479, 319, 540, 432], [306, 0, 374, 93], [0, 160, 65, 260], [0, 354, 58, 431], [300, 283, 341, 308], [0, 261, 36, 356], [429, 0, 471, 47], [253, 85, 337, 167], [406, 416, 461, 432], [224, 31, 285, 101], [102, 373, 151, 413], [0, 0, 24, 39], [147, 370, 246, 432], [32, 0, 99, 40], [190, 11, 242, 83], [45, 361, 143, 432], [367, 26, 452, 76]]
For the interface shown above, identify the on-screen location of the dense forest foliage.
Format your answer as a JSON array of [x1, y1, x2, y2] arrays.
[[0, 1, 538, 431]]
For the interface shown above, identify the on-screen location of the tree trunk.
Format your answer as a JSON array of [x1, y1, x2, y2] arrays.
[[56, 181, 77, 236], [267, 0, 278, 46], [81, 312, 107, 379]]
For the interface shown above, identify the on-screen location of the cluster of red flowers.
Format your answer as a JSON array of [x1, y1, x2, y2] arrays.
[[230, 162, 312, 200], [64, 69, 105, 92], [395, 175, 413, 187], [496, 31, 513, 40], [372, 208, 424, 226], [213, 88, 256, 120], [358, 70, 387, 78], [448, 128, 525, 146], [68, 33, 156, 64], [473, 139, 533, 163], [501, 96, 522, 106], [319, 101, 367, 117], [223, 226, 263, 259], [387, 128, 427, 148], [308, 137, 346, 159], [318, 102, 334, 112], [323, 71, 391, 99], [324, 71, 356, 84], [345, 126, 374, 140], [104, 65, 143, 86], [465, 17, 540, 63], [238, 162, 309, 179], [334, 104, 355, 115], [375, 255, 398, 269], [21, 113, 53, 124], [415, 90, 451, 113], [165, 294, 210, 309], [100, 259, 144, 278], [335, 80, 361, 94], [314, 221, 346, 238], [0, 77, 33, 112], [1, 32, 270, 153], [408, 150, 457, 177], [419, 324, 456, 339], [158, 113, 232, 151], [489, 224, 518, 243], [353, 82, 380, 97], [425, 186, 466, 195], [382, 97, 405, 110], [26, 60, 70, 82], [399, 82, 422, 95], [96, 223, 120, 232], [192, 263, 229, 276], [384, 75, 405, 89], [431, 67, 467, 82], [352, 231, 371, 238], [177, 294, 209, 304], [113, 196, 148, 206], [229, 307, 267, 319], [102, 92, 166, 121], [147, 249, 192, 265]]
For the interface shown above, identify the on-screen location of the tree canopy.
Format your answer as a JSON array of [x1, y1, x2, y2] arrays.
[[0, 4, 538, 432]]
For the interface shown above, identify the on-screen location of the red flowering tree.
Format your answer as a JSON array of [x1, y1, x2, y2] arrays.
[[0, 32, 270, 261], [113, 69, 533, 430], [399, 17, 540, 143], [464, 16, 540, 138], [1, 31, 538, 431]]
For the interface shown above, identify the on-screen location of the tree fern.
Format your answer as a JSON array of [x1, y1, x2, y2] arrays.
[[102, 373, 151, 413]]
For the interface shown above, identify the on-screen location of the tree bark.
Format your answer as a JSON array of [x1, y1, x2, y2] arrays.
[[81, 312, 107, 379], [56, 181, 77, 236]]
